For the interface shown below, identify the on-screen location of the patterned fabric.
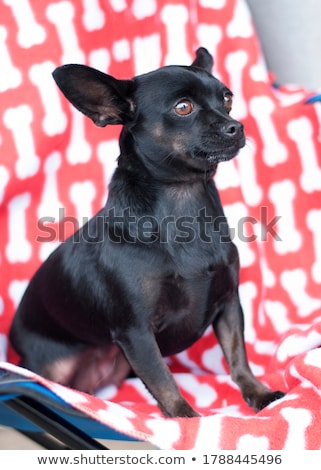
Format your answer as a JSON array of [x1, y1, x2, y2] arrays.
[[1, 0, 321, 449]]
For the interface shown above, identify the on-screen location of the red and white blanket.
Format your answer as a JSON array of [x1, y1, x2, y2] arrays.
[[1, 0, 321, 449]]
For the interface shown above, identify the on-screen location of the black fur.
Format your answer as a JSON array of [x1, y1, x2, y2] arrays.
[[10, 48, 284, 417]]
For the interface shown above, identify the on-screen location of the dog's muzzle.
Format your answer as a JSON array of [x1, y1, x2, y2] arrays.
[[194, 120, 246, 164]]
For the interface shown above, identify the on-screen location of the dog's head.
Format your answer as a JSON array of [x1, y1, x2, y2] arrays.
[[53, 48, 245, 177]]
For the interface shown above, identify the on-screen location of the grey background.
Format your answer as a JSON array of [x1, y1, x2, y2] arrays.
[[246, 0, 321, 90]]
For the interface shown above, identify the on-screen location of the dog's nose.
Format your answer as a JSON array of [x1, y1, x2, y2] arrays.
[[221, 121, 244, 138]]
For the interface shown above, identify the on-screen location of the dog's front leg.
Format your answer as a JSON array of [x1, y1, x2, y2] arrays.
[[114, 327, 199, 418], [213, 294, 285, 412]]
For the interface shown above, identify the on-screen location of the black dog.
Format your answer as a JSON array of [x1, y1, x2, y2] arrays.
[[10, 48, 284, 417]]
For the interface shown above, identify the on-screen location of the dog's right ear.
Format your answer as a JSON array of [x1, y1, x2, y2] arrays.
[[191, 47, 214, 74], [52, 65, 135, 127]]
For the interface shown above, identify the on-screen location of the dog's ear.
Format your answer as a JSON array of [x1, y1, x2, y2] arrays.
[[191, 47, 213, 74], [52, 65, 135, 127]]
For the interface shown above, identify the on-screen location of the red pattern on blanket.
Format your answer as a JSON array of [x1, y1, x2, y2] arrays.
[[1, 0, 321, 449]]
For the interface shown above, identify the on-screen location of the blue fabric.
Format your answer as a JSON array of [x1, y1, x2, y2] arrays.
[[0, 374, 137, 441], [306, 94, 321, 104]]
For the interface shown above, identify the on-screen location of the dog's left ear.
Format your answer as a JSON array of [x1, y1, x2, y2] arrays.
[[191, 47, 213, 74], [52, 65, 135, 127]]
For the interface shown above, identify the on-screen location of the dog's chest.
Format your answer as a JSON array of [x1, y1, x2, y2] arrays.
[[146, 250, 237, 355], [141, 184, 238, 353]]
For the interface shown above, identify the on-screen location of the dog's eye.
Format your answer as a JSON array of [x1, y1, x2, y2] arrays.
[[174, 100, 193, 116], [223, 93, 233, 112]]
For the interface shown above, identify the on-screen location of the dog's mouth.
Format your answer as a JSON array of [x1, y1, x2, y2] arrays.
[[192, 136, 246, 164]]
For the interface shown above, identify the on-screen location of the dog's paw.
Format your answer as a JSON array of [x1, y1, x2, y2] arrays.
[[163, 400, 200, 418], [247, 390, 285, 412]]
